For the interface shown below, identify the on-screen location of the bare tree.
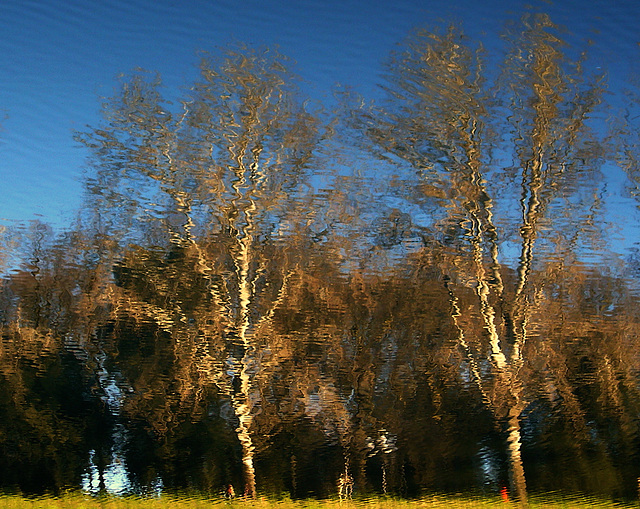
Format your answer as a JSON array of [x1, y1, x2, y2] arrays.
[[350, 13, 606, 503], [77, 46, 326, 497]]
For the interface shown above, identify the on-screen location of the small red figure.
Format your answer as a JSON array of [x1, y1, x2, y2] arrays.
[[225, 484, 235, 499], [500, 486, 509, 502]]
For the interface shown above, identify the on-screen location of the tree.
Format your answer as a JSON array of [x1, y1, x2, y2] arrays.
[[0, 221, 112, 494], [350, 13, 606, 502], [77, 46, 326, 497]]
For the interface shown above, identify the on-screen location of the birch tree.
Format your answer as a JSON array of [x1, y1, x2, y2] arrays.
[[351, 13, 605, 503], [77, 46, 324, 496]]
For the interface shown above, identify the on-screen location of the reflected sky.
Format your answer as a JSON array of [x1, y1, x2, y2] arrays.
[[0, 0, 639, 251]]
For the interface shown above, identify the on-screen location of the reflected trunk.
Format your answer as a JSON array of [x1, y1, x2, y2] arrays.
[[506, 412, 527, 505], [238, 423, 257, 497]]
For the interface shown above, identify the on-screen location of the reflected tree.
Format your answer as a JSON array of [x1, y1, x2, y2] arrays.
[[614, 70, 640, 208], [0, 221, 112, 494], [77, 46, 325, 497], [350, 12, 606, 502]]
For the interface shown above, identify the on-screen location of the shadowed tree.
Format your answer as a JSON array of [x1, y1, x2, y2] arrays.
[[0, 221, 113, 494]]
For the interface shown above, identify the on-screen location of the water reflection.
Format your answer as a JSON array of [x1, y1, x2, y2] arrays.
[[1, 10, 640, 505]]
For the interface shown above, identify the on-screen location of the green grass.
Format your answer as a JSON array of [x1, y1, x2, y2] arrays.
[[0, 493, 635, 508]]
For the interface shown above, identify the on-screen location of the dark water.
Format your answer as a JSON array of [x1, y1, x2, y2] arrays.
[[1, 0, 640, 505]]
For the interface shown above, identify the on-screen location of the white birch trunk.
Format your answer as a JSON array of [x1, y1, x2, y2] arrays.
[[506, 412, 528, 505]]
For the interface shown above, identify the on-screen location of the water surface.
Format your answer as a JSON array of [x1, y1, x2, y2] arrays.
[[1, 0, 640, 505]]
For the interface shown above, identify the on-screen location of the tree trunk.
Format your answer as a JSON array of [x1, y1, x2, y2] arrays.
[[506, 412, 528, 505], [239, 429, 257, 498]]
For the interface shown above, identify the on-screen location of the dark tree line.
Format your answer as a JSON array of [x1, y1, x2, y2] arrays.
[[1, 12, 640, 503]]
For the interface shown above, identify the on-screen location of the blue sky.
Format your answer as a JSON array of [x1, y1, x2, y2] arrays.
[[0, 0, 638, 254]]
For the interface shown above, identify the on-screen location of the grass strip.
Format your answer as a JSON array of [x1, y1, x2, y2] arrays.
[[0, 493, 635, 508]]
